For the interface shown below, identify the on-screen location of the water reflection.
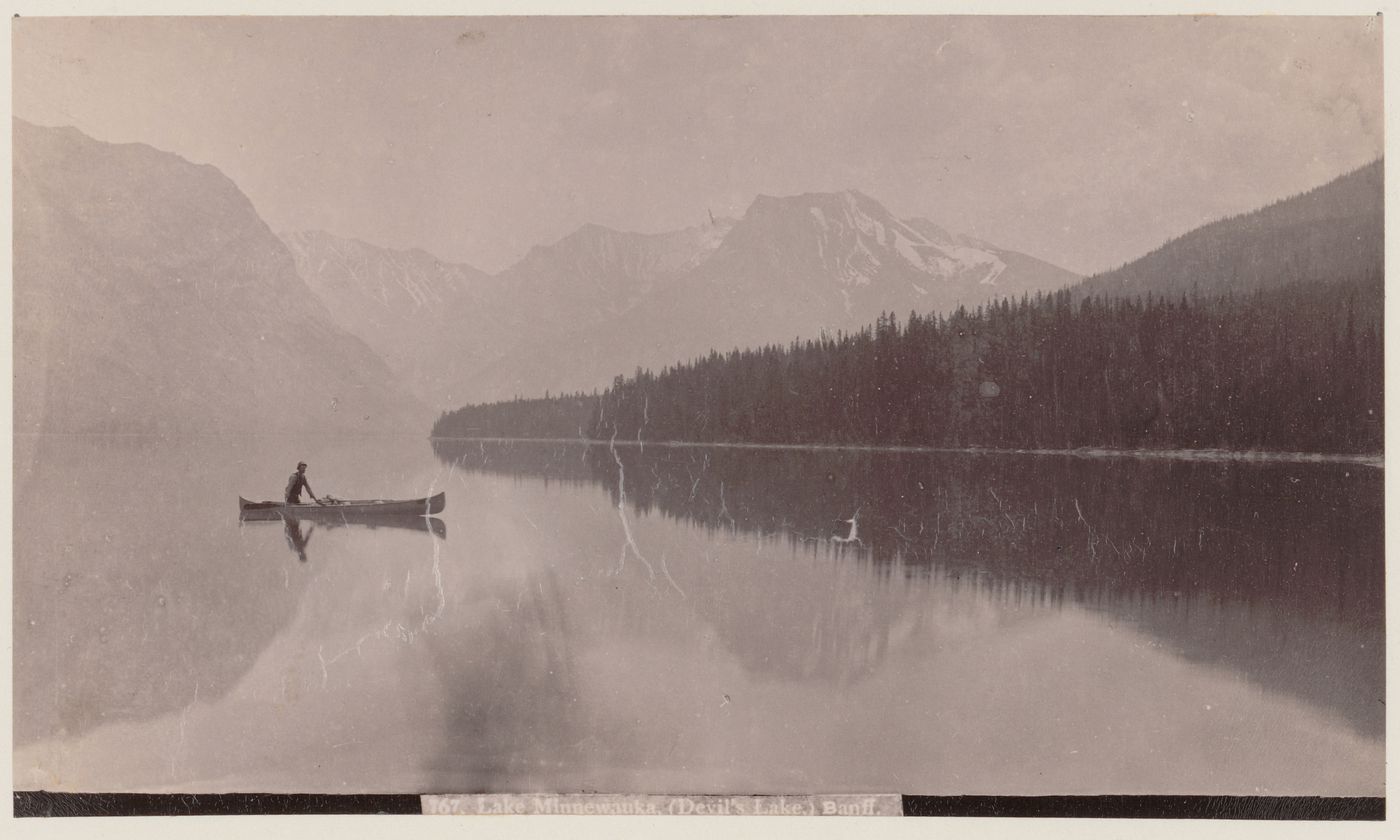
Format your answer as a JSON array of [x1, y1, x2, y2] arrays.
[[285, 519, 313, 562], [433, 440, 1382, 615], [13, 433, 447, 750], [14, 434, 1382, 795], [238, 513, 448, 561], [433, 439, 1384, 739], [423, 566, 589, 791]]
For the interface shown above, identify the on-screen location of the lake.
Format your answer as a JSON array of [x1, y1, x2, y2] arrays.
[[12, 434, 1384, 795]]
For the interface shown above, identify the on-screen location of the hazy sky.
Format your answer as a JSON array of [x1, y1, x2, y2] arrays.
[[12, 15, 1383, 274]]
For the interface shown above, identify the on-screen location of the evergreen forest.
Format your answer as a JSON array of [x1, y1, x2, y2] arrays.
[[432, 274, 1383, 455]]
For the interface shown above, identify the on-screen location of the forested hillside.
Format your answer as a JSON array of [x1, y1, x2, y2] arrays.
[[1074, 161, 1382, 301], [433, 162, 1384, 456], [433, 276, 1382, 454]]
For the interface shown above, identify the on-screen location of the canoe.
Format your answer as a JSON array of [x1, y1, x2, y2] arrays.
[[238, 491, 446, 517]]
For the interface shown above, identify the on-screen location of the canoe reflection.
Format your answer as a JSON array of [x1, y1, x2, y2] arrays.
[[239, 512, 447, 561]]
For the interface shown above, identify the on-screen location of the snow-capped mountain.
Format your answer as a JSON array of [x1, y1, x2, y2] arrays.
[[286, 188, 1078, 409], [702, 188, 1076, 318], [13, 120, 425, 436], [450, 190, 1080, 404], [724, 190, 1012, 301]]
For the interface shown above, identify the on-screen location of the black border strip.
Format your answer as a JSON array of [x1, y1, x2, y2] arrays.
[[14, 792, 422, 817], [13, 792, 1386, 819], [901, 795, 1385, 820]]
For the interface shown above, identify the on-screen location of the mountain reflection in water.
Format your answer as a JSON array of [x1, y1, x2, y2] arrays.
[[12, 434, 1382, 795], [432, 439, 1384, 740]]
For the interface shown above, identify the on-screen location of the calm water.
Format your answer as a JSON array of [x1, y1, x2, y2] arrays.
[[12, 435, 1384, 795]]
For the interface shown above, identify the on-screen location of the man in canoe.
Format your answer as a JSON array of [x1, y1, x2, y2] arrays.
[[285, 461, 321, 505]]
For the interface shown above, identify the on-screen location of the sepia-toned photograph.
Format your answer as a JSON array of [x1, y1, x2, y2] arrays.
[[8, 7, 1387, 822]]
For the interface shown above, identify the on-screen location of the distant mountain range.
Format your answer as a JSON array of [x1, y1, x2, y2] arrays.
[[282, 217, 746, 408], [13, 120, 426, 435], [285, 189, 1081, 407], [280, 230, 495, 409], [433, 156, 1384, 455], [15, 118, 1380, 437], [564, 190, 1080, 398]]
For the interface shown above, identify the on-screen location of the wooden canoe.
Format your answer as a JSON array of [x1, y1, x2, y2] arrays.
[[238, 491, 445, 517]]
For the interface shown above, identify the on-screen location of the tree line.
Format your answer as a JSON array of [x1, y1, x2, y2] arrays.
[[432, 274, 1382, 455]]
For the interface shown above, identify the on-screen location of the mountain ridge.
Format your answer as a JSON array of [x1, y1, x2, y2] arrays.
[[13, 119, 427, 436], [1073, 159, 1383, 301], [287, 186, 1081, 406]]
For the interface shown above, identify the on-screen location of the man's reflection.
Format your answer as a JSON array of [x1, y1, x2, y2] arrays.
[[283, 517, 314, 562]]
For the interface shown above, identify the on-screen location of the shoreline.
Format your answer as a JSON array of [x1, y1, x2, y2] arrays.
[[430, 437, 1384, 469]]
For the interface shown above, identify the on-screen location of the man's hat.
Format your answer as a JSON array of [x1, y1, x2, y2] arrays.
[[297, 461, 307, 468]]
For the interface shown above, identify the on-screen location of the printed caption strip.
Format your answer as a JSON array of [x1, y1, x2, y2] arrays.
[[423, 794, 903, 816]]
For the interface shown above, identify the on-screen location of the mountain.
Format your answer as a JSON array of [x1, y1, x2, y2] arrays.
[[494, 219, 736, 324], [288, 189, 1077, 409], [280, 230, 494, 405], [714, 189, 1071, 314], [441, 218, 740, 401], [439, 217, 739, 401], [281, 218, 735, 407], [664, 188, 1078, 345], [437, 190, 1079, 404], [1073, 160, 1383, 301], [13, 120, 425, 436]]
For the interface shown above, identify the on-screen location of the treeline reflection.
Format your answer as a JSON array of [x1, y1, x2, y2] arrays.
[[432, 439, 1383, 738], [433, 439, 1382, 624]]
